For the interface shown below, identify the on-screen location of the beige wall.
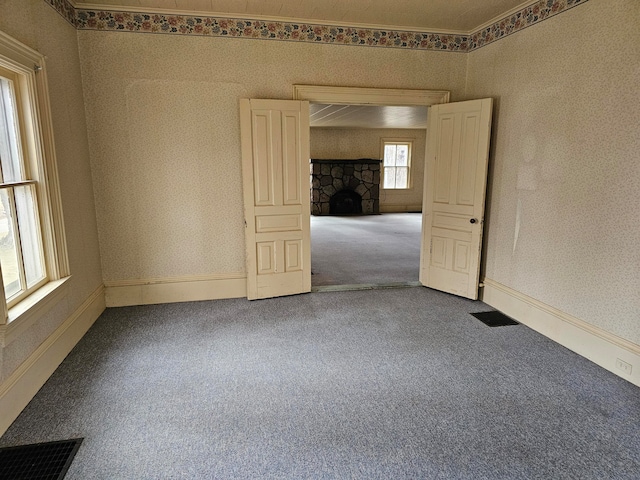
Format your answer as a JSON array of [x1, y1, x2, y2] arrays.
[[0, 0, 103, 381], [310, 127, 426, 211], [77, 31, 467, 283], [465, 0, 640, 344]]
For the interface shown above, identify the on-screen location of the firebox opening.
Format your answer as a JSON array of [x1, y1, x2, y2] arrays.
[[330, 190, 362, 215]]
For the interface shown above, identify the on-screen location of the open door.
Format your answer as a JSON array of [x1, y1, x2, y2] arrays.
[[240, 99, 311, 300], [420, 98, 493, 300]]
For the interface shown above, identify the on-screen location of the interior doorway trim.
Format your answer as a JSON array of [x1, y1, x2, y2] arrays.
[[292, 85, 450, 106], [296, 85, 448, 292]]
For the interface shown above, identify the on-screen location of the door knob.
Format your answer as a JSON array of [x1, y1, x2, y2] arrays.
[[470, 218, 477, 224]]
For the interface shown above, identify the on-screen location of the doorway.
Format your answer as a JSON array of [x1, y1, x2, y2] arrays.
[[294, 86, 450, 289], [240, 91, 492, 300]]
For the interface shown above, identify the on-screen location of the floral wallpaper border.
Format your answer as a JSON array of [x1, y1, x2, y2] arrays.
[[469, 0, 590, 50], [45, 0, 590, 52], [75, 12, 470, 51]]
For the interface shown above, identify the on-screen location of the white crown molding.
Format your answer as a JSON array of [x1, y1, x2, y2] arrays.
[[472, 0, 538, 34], [68, 0, 499, 36]]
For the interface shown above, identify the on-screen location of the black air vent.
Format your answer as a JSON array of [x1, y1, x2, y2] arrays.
[[0, 438, 83, 480], [471, 310, 519, 327]]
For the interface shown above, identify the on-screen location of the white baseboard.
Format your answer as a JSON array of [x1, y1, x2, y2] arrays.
[[481, 278, 640, 387], [0, 285, 106, 436], [379, 204, 422, 213], [104, 273, 247, 307]]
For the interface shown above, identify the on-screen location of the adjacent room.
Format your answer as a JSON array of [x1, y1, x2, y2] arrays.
[[0, 0, 638, 478], [309, 104, 426, 288]]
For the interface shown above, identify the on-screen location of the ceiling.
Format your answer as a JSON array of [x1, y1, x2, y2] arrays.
[[72, 0, 530, 33], [310, 104, 427, 129]]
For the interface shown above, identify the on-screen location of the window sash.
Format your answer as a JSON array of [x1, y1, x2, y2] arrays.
[[382, 141, 411, 189], [0, 68, 29, 183]]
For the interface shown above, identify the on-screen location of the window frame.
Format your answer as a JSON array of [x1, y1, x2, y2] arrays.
[[0, 66, 49, 307], [380, 138, 414, 190], [0, 31, 69, 327]]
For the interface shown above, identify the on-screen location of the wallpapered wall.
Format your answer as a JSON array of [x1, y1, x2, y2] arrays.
[[310, 128, 427, 211], [465, 0, 640, 344], [77, 32, 467, 283], [0, 0, 103, 382]]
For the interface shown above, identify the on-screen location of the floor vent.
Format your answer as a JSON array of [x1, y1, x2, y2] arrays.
[[0, 438, 83, 480], [471, 310, 519, 327]]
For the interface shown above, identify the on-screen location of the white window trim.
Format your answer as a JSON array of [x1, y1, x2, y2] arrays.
[[380, 138, 414, 190], [0, 31, 70, 342]]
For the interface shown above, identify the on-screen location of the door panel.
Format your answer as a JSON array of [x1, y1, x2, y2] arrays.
[[241, 99, 311, 300], [285, 240, 302, 271], [431, 237, 447, 269], [454, 241, 470, 272], [257, 242, 276, 274], [251, 111, 277, 206], [282, 113, 301, 205], [420, 98, 493, 300], [434, 117, 455, 204], [256, 214, 301, 233], [457, 112, 482, 205]]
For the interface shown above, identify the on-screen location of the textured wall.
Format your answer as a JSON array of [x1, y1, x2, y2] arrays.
[[77, 31, 466, 282], [310, 128, 426, 211], [466, 0, 640, 344], [0, 0, 103, 381]]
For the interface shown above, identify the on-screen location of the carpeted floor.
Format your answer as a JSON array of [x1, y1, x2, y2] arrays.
[[311, 213, 422, 286], [1, 287, 638, 479]]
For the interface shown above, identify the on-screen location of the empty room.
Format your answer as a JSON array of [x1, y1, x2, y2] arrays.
[[0, 0, 638, 478]]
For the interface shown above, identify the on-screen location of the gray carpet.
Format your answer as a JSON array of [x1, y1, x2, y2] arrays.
[[1, 287, 639, 479], [311, 213, 421, 286]]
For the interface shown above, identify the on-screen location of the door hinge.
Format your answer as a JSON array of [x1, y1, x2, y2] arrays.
[[430, 239, 432, 254]]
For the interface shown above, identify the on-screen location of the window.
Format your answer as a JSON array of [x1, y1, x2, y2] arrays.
[[0, 31, 68, 319], [0, 67, 47, 306], [382, 140, 412, 189]]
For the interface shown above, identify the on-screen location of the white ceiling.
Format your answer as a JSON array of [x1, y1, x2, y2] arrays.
[[310, 104, 427, 129], [72, 0, 530, 33]]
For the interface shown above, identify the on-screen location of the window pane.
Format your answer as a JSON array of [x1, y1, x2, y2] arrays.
[[15, 185, 45, 287], [383, 144, 397, 166], [384, 167, 396, 188], [0, 77, 24, 182], [0, 188, 23, 298], [396, 145, 409, 166], [395, 167, 408, 189]]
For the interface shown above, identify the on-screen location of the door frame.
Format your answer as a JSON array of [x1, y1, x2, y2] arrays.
[[293, 85, 449, 107], [293, 85, 451, 286]]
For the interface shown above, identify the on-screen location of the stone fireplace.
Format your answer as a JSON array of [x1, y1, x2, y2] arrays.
[[310, 159, 381, 215]]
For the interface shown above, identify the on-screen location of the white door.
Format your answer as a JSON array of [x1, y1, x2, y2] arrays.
[[240, 99, 311, 300], [420, 98, 493, 300]]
